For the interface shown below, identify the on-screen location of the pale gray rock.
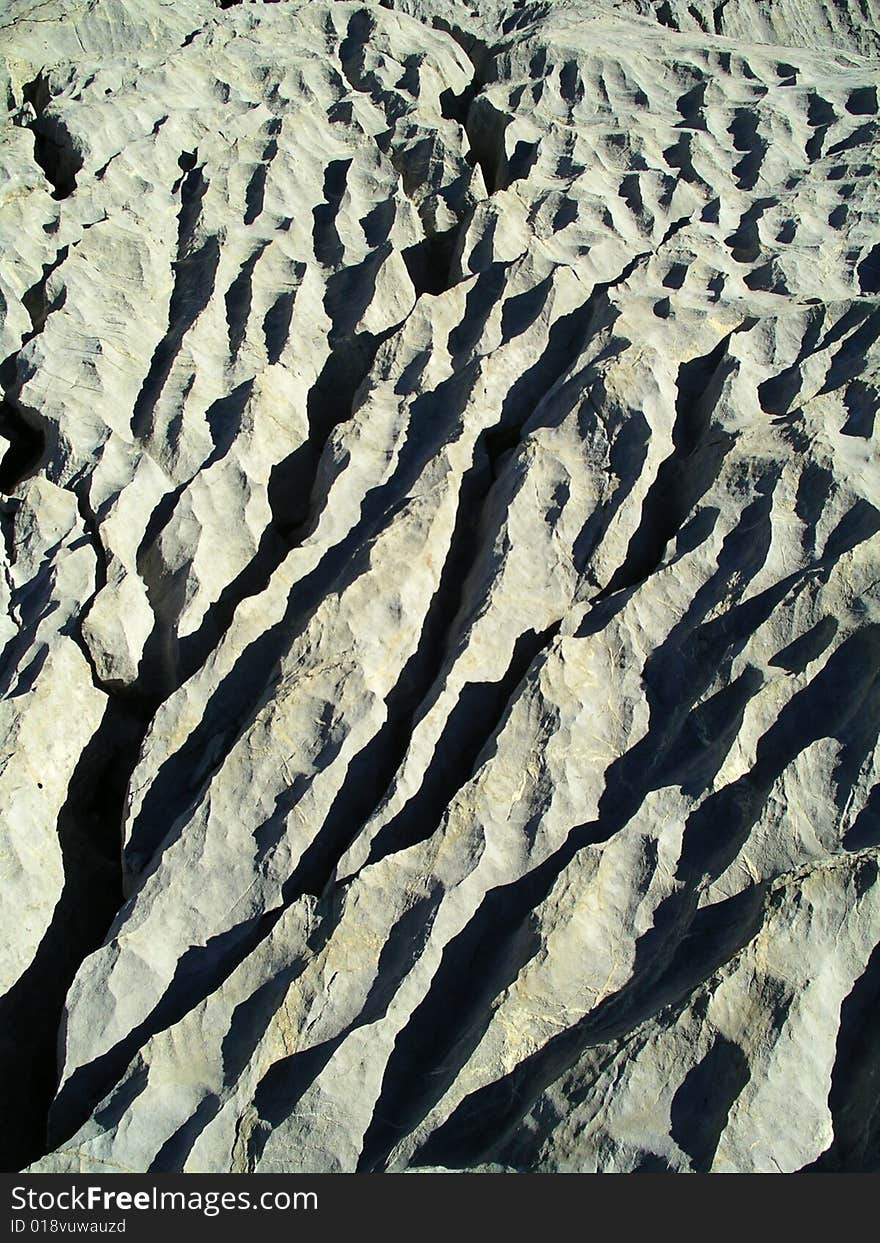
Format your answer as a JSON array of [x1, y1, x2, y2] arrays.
[[0, 0, 877, 1174]]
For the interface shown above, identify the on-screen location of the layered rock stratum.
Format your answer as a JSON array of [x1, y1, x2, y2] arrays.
[[1, 0, 879, 1174]]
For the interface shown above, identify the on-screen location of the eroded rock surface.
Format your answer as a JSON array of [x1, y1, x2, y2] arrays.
[[1, 0, 878, 1174]]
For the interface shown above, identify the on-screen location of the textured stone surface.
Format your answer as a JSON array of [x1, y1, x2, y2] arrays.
[[0, 0, 878, 1174]]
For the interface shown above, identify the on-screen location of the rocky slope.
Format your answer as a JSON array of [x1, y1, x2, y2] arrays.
[[1, 0, 878, 1174]]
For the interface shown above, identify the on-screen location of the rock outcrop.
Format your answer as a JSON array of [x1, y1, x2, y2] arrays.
[[1, 0, 878, 1174]]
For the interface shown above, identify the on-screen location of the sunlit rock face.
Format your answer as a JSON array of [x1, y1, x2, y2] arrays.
[[1, 0, 878, 1174]]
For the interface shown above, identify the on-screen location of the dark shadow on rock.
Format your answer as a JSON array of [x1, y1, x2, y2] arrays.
[[670, 1035, 750, 1171], [0, 697, 147, 1170], [804, 920, 880, 1171]]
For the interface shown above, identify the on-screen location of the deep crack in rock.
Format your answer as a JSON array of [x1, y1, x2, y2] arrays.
[[0, 0, 879, 1176]]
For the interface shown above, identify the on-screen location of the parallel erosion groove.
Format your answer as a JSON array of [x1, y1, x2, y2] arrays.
[[0, 0, 878, 1176], [0, 698, 148, 1171]]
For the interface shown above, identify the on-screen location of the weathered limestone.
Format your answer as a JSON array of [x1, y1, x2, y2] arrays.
[[0, 0, 877, 1174]]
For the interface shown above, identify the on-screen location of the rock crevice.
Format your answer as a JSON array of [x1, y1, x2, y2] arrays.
[[0, 0, 878, 1175]]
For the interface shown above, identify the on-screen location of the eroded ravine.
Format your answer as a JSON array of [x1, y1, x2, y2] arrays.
[[0, 0, 878, 1174]]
